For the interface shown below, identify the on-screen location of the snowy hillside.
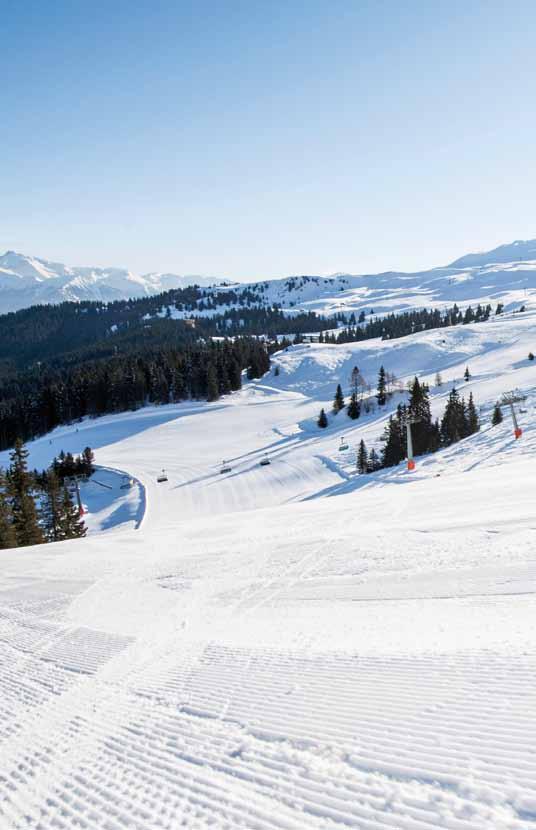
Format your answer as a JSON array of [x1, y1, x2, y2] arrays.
[[1, 305, 536, 828], [3, 237, 536, 317], [140, 237, 536, 324], [0, 251, 220, 312]]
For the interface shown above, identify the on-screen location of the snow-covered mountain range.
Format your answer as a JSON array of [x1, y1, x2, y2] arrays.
[[0, 250, 220, 312], [2, 238, 536, 316]]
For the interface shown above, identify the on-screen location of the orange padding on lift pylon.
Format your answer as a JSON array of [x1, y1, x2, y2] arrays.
[[515, 427, 522, 439], [407, 459, 416, 471]]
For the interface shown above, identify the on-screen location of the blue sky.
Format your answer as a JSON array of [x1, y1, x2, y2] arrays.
[[2, 0, 536, 279]]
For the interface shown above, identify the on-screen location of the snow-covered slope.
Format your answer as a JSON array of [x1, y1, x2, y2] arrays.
[[145, 237, 536, 323], [3, 237, 536, 316], [0, 251, 220, 311], [1, 306, 536, 829]]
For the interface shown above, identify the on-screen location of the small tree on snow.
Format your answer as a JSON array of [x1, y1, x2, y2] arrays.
[[466, 392, 479, 434], [491, 403, 503, 426], [464, 366, 471, 382], [435, 372, 443, 387], [357, 439, 368, 474], [368, 448, 380, 473], [347, 391, 361, 420], [317, 408, 328, 428], [529, 352, 535, 361], [333, 384, 345, 413], [376, 365, 387, 406]]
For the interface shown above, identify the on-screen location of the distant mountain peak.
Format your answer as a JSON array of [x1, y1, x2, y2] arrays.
[[2, 237, 536, 315], [449, 238, 536, 269], [0, 250, 222, 312]]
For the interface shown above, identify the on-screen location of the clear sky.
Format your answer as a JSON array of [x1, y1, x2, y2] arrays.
[[2, 0, 536, 280]]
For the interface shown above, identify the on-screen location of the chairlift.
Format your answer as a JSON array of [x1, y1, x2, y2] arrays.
[[260, 454, 271, 466], [338, 437, 349, 451], [120, 475, 133, 490], [220, 460, 232, 474], [157, 469, 168, 483]]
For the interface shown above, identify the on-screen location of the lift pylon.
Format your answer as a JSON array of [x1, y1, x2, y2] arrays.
[[500, 391, 527, 439]]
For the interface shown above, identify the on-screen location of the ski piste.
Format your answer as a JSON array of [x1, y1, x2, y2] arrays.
[[1, 300, 536, 829]]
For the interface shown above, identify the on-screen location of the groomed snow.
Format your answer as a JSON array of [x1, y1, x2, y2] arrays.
[[1, 309, 536, 829]]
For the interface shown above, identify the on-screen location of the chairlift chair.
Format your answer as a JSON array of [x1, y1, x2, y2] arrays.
[[220, 460, 232, 474], [260, 454, 271, 466], [338, 437, 349, 451], [157, 469, 168, 483]]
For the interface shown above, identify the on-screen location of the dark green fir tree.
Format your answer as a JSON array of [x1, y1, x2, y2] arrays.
[[367, 448, 381, 473], [376, 365, 387, 406], [466, 392, 480, 435], [347, 391, 361, 420], [7, 439, 45, 547], [440, 388, 467, 446], [0, 470, 17, 550], [381, 416, 405, 467], [407, 377, 434, 455], [41, 471, 64, 542], [333, 384, 345, 413], [57, 488, 87, 541], [357, 439, 368, 474], [491, 403, 503, 426]]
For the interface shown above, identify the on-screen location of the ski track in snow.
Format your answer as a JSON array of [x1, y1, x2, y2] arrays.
[[1, 311, 536, 828]]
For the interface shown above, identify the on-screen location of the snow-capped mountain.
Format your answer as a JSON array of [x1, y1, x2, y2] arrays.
[[0, 251, 221, 312], [153, 237, 536, 322], [2, 238, 536, 316]]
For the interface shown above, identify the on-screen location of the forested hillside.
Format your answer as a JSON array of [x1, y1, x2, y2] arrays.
[[0, 295, 335, 372]]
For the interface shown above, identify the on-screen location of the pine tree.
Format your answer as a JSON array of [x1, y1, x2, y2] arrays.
[[41, 471, 64, 542], [57, 487, 87, 540], [333, 384, 345, 413], [357, 439, 368, 473], [317, 408, 328, 428], [429, 419, 441, 452], [440, 388, 467, 446], [376, 365, 387, 406], [0, 470, 17, 550], [347, 391, 361, 420], [464, 366, 471, 382], [491, 403, 503, 425], [529, 352, 535, 361], [367, 448, 380, 473], [81, 447, 95, 477], [466, 392, 479, 435], [7, 439, 45, 547], [381, 416, 405, 467], [435, 371, 442, 387], [407, 377, 434, 455]]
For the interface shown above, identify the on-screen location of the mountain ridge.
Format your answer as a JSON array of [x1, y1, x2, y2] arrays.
[[0, 250, 223, 312], [1, 237, 536, 314]]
